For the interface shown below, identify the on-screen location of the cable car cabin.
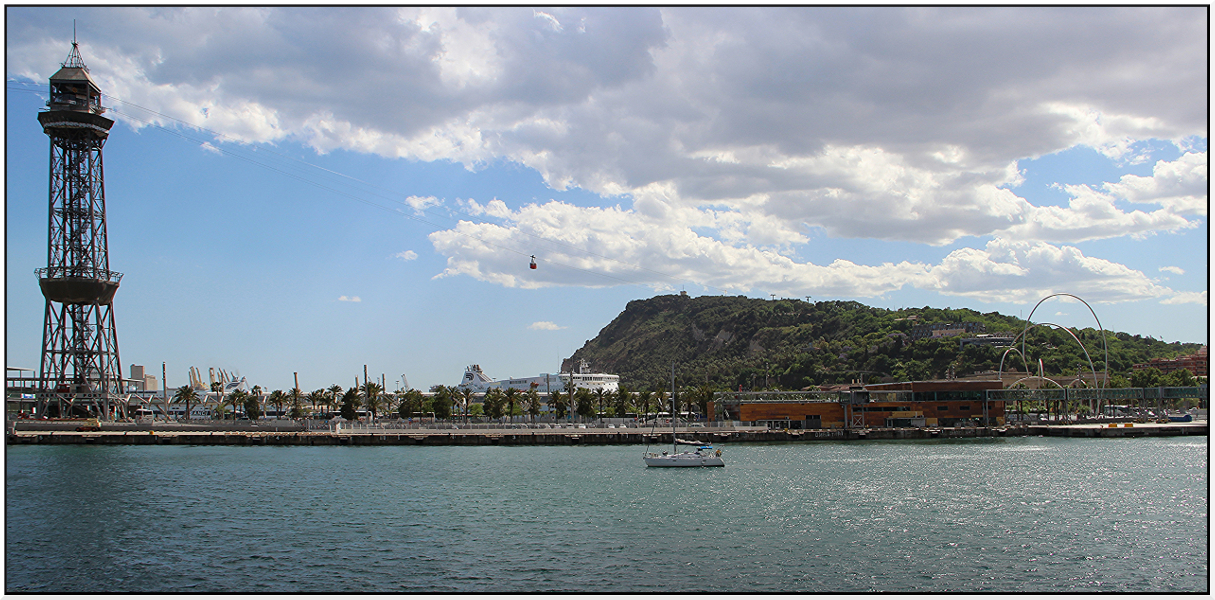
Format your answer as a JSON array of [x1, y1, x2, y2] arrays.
[[529, 255, 537, 269]]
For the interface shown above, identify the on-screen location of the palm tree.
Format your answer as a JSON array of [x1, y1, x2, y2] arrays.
[[575, 388, 594, 421], [267, 390, 286, 419], [360, 381, 384, 421], [214, 392, 234, 420], [654, 390, 668, 421], [502, 387, 520, 424], [523, 388, 541, 423], [397, 389, 423, 419], [432, 387, 453, 419], [636, 390, 653, 421], [229, 389, 249, 418], [548, 389, 568, 420], [327, 384, 343, 417], [614, 386, 632, 419], [172, 385, 198, 420], [483, 388, 504, 420], [250, 385, 263, 419], [210, 381, 224, 417], [288, 387, 304, 419], [688, 383, 716, 421], [594, 388, 608, 422], [340, 386, 360, 420], [456, 387, 475, 422], [307, 389, 327, 418]]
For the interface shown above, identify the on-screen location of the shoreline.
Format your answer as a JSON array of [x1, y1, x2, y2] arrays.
[[7, 421, 1207, 446]]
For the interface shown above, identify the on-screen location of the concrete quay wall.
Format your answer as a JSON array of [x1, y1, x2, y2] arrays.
[[6, 422, 1206, 446]]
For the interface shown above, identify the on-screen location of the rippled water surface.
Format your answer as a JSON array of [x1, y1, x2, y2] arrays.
[[6, 437, 1207, 593]]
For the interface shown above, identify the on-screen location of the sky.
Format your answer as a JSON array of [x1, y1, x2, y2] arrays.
[[5, 6, 1209, 393]]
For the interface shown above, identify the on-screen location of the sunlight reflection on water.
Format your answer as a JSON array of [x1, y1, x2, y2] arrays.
[[6, 437, 1208, 593]]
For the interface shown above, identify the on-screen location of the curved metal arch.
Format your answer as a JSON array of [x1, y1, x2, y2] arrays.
[[997, 346, 1033, 382], [1021, 293, 1109, 390], [1009, 375, 1066, 390], [1000, 321, 1100, 393]]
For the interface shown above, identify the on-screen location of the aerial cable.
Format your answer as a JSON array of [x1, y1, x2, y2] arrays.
[[94, 89, 731, 294], [10, 80, 729, 294], [99, 89, 699, 284], [101, 98, 660, 289]]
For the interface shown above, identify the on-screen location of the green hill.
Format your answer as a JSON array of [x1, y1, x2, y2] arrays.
[[562, 294, 1204, 391]]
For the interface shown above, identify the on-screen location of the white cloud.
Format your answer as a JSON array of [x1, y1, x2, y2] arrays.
[[6, 7, 1205, 307], [1159, 266, 1185, 275], [1161, 291, 1207, 305], [429, 199, 1184, 305], [404, 196, 442, 214], [8, 7, 1202, 249], [394, 250, 418, 261], [998, 183, 1197, 243], [338, 296, 362, 302], [923, 238, 1174, 304], [1103, 152, 1208, 216], [529, 321, 566, 330]]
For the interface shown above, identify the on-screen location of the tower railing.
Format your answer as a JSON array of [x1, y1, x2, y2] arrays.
[[35, 266, 123, 283]]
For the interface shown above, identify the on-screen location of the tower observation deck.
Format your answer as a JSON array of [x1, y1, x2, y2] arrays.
[[35, 38, 125, 418]]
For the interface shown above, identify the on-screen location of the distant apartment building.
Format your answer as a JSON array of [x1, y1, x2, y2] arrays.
[[909, 322, 986, 341], [128, 364, 159, 392], [1133, 346, 1208, 378]]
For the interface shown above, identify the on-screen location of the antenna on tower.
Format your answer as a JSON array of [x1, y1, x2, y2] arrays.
[[63, 21, 87, 71]]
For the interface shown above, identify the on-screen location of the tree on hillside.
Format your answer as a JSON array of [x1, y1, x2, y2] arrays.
[[1163, 368, 1197, 388], [1131, 367, 1163, 389]]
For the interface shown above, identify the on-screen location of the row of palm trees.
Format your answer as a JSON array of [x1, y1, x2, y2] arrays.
[[162, 379, 721, 422], [431, 382, 720, 422]]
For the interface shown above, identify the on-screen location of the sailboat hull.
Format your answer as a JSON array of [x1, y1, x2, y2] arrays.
[[643, 452, 725, 467]]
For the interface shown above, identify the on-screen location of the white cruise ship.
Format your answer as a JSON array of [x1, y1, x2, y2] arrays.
[[457, 359, 619, 394]]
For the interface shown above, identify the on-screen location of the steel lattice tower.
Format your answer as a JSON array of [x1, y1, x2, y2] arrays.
[[35, 39, 124, 418]]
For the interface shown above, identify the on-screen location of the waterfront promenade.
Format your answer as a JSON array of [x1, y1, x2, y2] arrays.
[[7, 419, 1207, 446]]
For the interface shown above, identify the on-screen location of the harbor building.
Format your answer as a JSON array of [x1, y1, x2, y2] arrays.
[[717, 380, 1006, 429], [1133, 346, 1208, 378]]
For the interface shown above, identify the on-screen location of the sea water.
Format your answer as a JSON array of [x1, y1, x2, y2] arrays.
[[6, 437, 1208, 593]]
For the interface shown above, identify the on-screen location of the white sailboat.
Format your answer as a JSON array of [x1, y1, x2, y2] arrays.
[[643, 364, 724, 468]]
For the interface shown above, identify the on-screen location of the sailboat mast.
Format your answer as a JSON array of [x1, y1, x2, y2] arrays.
[[670, 362, 677, 452]]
